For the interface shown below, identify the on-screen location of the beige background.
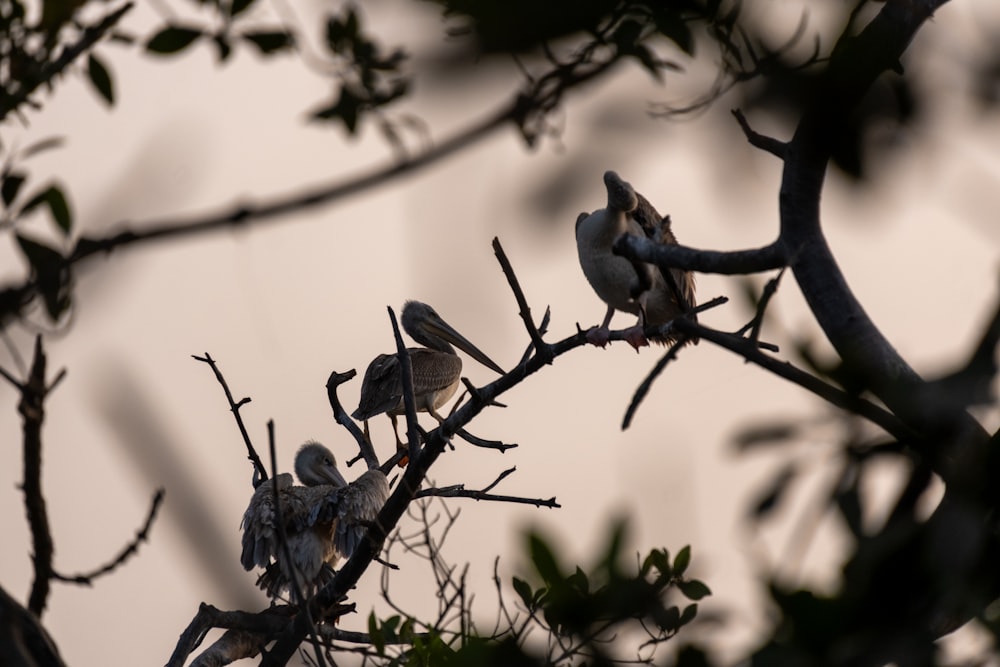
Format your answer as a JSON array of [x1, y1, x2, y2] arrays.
[[1, 0, 999, 664]]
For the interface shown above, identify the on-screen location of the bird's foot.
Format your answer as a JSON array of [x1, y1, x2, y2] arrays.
[[622, 325, 649, 351], [585, 326, 612, 348], [395, 443, 410, 468]]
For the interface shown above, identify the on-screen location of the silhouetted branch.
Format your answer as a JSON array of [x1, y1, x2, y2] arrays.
[[417, 466, 560, 508], [731, 108, 788, 159], [736, 267, 788, 345], [193, 353, 268, 485], [52, 488, 165, 586], [0, 336, 61, 617], [493, 237, 550, 363], [614, 236, 786, 275], [389, 305, 421, 466], [671, 317, 913, 442], [622, 338, 688, 431], [167, 603, 295, 667], [325, 369, 379, 469]]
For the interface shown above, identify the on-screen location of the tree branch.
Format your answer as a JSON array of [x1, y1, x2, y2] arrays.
[[51, 488, 165, 586], [731, 108, 788, 159], [614, 236, 787, 275], [194, 353, 268, 485], [325, 369, 379, 469]]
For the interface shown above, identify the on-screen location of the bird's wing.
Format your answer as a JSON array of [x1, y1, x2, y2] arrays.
[[240, 473, 293, 570], [334, 471, 390, 560], [352, 353, 404, 420], [632, 194, 696, 315], [410, 348, 462, 395]]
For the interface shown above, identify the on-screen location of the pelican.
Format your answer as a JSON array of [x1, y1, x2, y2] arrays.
[[575, 170, 696, 349], [352, 300, 505, 456], [240, 441, 389, 600]]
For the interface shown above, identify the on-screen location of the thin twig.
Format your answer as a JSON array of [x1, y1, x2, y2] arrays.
[[52, 489, 165, 585], [731, 108, 788, 159], [493, 237, 551, 364], [389, 305, 421, 465], [194, 353, 268, 484]]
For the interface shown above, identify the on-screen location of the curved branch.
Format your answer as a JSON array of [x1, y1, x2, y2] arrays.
[[614, 235, 786, 275]]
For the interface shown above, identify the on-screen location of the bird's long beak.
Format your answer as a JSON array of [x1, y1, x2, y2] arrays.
[[427, 317, 505, 375], [321, 466, 348, 488]]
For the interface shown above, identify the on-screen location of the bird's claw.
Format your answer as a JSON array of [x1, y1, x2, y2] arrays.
[[585, 326, 612, 348], [623, 325, 649, 351]]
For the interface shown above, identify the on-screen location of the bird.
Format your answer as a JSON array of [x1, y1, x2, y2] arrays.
[[352, 300, 505, 458], [240, 441, 389, 601], [575, 170, 696, 349]]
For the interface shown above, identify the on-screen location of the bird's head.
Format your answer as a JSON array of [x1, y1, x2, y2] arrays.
[[294, 441, 348, 487], [603, 171, 639, 213], [402, 300, 505, 375]]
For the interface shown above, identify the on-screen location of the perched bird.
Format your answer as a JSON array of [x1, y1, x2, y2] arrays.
[[352, 300, 505, 456], [240, 441, 388, 600], [575, 170, 696, 349]]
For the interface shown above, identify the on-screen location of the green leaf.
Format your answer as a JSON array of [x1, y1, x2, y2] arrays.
[[677, 579, 712, 601], [2, 172, 26, 206], [241, 30, 294, 54], [512, 577, 534, 609], [679, 603, 698, 626], [146, 26, 203, 54], [368, 612, 385, 655], [87, 53, 114, 105], [673, 545, 691, 576]]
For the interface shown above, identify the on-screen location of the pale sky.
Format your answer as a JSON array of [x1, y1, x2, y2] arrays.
[[1, 1, 999, 665]]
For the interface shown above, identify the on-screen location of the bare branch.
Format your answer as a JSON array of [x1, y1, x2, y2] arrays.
[[671, 318, 913, 442], [52, 489, 165, 586], [389, 305, 421, 465], [18, 335, 56, 617], [731, 108, 788, 159], [417, 486, 560, 509], [325, 369, 379, 469], [193, 353, 268, 484], [622, 338, 688, 431], [493, 237, 551, 364], [614, 235, 786, 275]]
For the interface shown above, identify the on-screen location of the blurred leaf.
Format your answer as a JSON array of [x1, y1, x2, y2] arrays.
[[2, 171, 26, 206], [367, 612, 385, 655], [87, 53, 114, 105], [15, 234, 71, 320], [653, 7, 695, 55], [673, 545, 691, 577], [512, 576, 534, 609], [734, 421, 801, 451], [146, 26, 203, 55], [311, 87, 362, 134], [529, 533, 562, 585], [21, 185, 72, 235], [679, 603, 699, 626], [213, 34, 232, 62], [750, 463, 797, 520], [642, 547, 670, 578], [325, 7, 360, 54], [21, 137, 65, 159], [678, 579, 712, 601], [231, 0, 256, 17], [568, 566, 589, 594], [241, 30, 294, 54]]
